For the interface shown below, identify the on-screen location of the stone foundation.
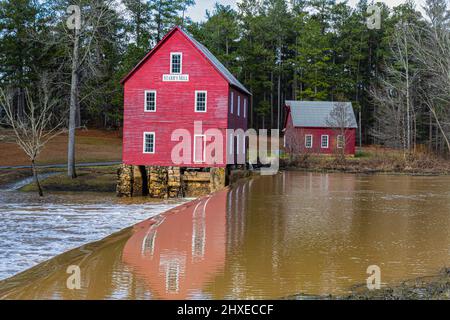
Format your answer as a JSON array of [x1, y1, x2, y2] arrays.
[[117, 165, 229, 198]]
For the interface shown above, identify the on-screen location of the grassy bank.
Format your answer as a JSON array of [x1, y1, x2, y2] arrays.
[[0, 169, 39, 187], [282, 146, 450, 175], [0, 129, 122, 167], [20, 166, 118, 193]]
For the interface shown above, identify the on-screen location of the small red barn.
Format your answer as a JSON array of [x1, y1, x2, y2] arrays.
[[120, 26, 251, 168], [283, 101, 358, 155]]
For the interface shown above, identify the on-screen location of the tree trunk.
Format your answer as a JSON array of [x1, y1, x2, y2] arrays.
[[277, 72, 281, 130], [270, 71, 274, 129], [32, 159, 43, 197], [68, 27, 80, 179], [430, 107, 450, 153], [429, 110, 433, 151]]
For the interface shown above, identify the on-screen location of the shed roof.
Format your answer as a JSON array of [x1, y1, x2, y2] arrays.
[[121, 26, 251, 96], [285, 101, 358, 129]]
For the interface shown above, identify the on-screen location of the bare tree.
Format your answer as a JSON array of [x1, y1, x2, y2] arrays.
[[370, 21, 419, 156], [0, 78, 66, 196], [54, 0, 120, 178], [408, 0, 450, 153], [326, 101, 355, 161]]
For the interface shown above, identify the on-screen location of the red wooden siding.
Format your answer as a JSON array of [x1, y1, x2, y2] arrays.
[[122, 28, 250, 167], [284, 112, 356, 155]]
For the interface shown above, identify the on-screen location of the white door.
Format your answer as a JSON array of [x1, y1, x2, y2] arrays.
[[193, 135, 206, 163]]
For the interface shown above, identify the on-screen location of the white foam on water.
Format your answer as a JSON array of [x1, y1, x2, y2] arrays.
[[0, 191, 185, 280]]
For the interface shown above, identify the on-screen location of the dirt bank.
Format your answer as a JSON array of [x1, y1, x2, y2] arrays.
[[285, 268, 450, 300]]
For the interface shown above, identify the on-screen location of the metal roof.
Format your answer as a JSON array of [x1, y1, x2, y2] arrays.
[[182, 29, 251, 95], [285, 101, 358, 128]]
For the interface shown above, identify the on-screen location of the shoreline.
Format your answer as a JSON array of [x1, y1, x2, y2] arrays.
[[286, 267, 450, 300], [282, 166, 450, 176]]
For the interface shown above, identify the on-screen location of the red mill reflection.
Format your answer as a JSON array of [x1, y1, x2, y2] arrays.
[[122, 190, 227, 299]]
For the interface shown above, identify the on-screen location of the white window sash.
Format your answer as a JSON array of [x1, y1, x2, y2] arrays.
[[305, 135, 313, 149], [237, 96, 241, 117], [230, 92, 234, 114], [170, 52, 183, 75], [244, 98, 247, 118], [144, 90, 157, 112], [321, 135, 329, 149], [143, 132, 155, 154], [337, 135, 344, 149], [195, 91, 207, 112]]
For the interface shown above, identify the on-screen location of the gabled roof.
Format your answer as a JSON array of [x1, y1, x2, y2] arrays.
[[120, 26, 251, 96], [285, 101, 358, 129]]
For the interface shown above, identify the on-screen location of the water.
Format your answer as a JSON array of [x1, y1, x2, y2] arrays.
[[0, 190, 185, 280], [1, 172, 450, 299]]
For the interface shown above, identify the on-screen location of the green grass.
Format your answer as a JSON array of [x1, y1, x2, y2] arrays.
[[21, 166, 118, 193], [355, 150, 370, 158]]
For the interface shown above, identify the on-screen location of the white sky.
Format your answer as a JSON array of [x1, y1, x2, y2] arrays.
[[187, 0, 427, 22]]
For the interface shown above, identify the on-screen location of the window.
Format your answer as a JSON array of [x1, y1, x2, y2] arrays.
[[144, 90, 156, 112], [165, 262, 180, 293], [244, 98, 247, 118], [194, 134, 206, 163], [143, 132, 155, 154], [305, 134, 313, 149], [195, 91, 207, 112], [170, 52, 182, 74], [321, 135, 329, 148], [230, 92, 234, 114], [337, 135, 345, 149], [237, 96, 241, 117]]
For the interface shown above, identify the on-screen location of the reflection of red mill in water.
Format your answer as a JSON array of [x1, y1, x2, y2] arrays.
[[122, 189, 228, 299]]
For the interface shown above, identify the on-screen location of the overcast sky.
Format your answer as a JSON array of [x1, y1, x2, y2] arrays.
[[187, 0, 427, 22]]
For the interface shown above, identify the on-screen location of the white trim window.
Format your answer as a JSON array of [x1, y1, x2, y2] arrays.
[[170, 52, 182, 74], [143, 132, 155, 154], [321, 135, 329, 149], [195, 91, 207, 112], [337, 135, 345, 149], [230, 92, 234, 114], [243, 98, 247, 118], [237, 96, 241, 117], [305, 134, 313, 149], [144, 90, 156, 112]]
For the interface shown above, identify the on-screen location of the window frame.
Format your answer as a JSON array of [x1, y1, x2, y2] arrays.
[[143, 132, 156, 154], [337, 135, 345, 149], [144, 90, 157, 112], [195, 90, 207, 113], [305, 134, 313, 149], [170, 52, 183, 75], [237, 95, 241, 117], [193, 134, 206, 163], [230, 91, 234, 114], [321, 135, 329, 149], [243, 98, 247, 118]]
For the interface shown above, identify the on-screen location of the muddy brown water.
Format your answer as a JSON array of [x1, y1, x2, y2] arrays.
[[1, 172, 450, 299]]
